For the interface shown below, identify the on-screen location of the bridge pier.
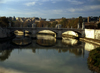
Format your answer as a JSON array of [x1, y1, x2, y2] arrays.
[[31, 30, 37, 38], [23, 30, 25, 37], [56, 31, 62, 39]]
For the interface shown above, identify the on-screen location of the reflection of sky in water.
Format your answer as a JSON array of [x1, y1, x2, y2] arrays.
[[0, 49, 92, 73]]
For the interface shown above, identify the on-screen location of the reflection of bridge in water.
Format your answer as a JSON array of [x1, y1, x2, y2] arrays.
[[0, 38, 85, 61]]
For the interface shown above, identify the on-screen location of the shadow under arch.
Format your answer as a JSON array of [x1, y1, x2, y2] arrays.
[[62, 30, 82, 38], [37, 30, 56, 37], [14, 30, 31, 36]]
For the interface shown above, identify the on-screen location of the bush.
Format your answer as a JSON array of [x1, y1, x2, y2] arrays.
[[88, 47, 100, 73]]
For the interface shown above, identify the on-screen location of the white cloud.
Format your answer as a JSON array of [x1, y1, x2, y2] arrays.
[[66, 0, 84, 5], [0, 0, 6, 3], [67, 5, 100, 12], [0, 66, 25, 73], [25, 2, 36, 6], [0, 0, 26, 3], [68, 8, 83, 12], [88, 5, 100, 9]]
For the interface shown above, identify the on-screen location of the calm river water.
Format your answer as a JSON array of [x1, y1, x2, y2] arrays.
[[0, 34, 99, 73]]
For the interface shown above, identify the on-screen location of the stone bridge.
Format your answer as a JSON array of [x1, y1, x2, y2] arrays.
[[8, 27, 85, 38]]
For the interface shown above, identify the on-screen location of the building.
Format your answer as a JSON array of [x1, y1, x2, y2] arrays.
[[87, 17, 91, 23], [49, 19, 55, 21], [99, 16, 100, 22], [55, 19, 62, 23], [55, 24, 62, 28]]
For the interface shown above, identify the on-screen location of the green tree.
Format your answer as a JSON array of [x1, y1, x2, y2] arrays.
[[51, 21, 58, 28], [23, 21, 30, 27], [59, 18, 68, 28], [13, 20, 22, 27], [88, 47, 100, 73], [97, 23, 100, 28], [0, 17, 9, 27]]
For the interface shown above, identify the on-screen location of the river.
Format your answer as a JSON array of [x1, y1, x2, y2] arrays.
[[0, 33, 99, 73]]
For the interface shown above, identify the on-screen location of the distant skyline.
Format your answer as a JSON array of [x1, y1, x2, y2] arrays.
[[0, 0, 100, 20]]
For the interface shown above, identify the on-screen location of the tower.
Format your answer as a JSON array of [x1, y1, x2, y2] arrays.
[[87, 16, 91, 23]]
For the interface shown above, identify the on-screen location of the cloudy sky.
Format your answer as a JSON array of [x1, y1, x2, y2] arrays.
[[0, 0, 100, 19]]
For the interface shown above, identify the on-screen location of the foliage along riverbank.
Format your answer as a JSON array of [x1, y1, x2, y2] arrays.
[[88, 47, 100, 73]]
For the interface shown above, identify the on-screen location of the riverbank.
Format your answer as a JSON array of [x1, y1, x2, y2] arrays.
[[80, 38, 100, 46]]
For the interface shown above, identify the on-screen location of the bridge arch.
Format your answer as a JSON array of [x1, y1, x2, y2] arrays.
[[62, 31, 78, 37], [37, 30, 57, 37], [62, 30, 82, 37]]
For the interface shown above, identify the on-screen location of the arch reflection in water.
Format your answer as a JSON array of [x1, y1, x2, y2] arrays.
[[85, 42, 99, 51], [62, 37, 78, 46], [37, 34, 56, 47], [12, 37, 32, 46]]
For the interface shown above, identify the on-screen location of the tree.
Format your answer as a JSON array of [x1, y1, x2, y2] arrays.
[[51, 21, 58, 28], [13, 20, 22, 27], [23, 21, 30, 27], [0, 17, 9, 27], [36, 21, 50, 27], [97, 23, 100, 29], [59, 18, 68, 28], [88, 47, 100, 73]]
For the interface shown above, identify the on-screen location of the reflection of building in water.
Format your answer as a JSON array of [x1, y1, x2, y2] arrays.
[[12, 37, 32, 46], [58, 49, 68, 53], [56, 48, 84, 56], [62, 37, 78, 46], [69, 48, 84, 56], [85, 42, 99, 51], [32, 49, 36, 53]]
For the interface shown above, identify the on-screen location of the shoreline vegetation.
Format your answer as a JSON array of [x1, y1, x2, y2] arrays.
[[88, 47, 100, 73]]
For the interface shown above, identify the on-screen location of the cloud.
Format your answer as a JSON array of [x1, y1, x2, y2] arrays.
[[0, 66, 25, 73], [66, 0, 84, 5], [25, 2, 36, 6], [0, 0, 6, 3], [88, 5, 100, 9], [67, 5, 100, 12]]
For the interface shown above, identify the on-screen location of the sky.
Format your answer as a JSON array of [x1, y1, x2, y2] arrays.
[[0, 0, 100, 19]]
